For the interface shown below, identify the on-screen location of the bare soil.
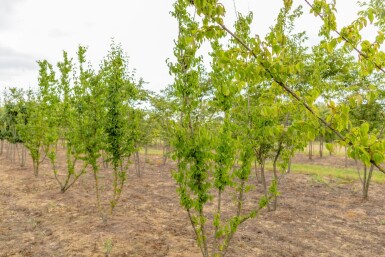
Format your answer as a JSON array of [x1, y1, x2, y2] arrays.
[[0, 145, 384, 257]]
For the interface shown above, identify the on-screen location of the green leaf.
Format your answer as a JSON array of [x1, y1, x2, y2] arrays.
[[326, 143, 334, 154], [368, 9, 374, 23], [373, 152, 384, 164], [360, 122, 370, 136]]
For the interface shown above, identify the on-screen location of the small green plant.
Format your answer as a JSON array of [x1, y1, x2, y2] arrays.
[[311, 174, 327, 184], [103, 238, 113, 256]]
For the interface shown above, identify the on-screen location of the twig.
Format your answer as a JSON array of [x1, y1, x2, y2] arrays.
[[216, 23, 385, 174], [303, 0, 385, 74]]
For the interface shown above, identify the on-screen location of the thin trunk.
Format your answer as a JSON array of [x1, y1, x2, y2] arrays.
[[135, 151, 141, 177], [355, 159, 363, 184], [271, 158, 279, 211], [16, 143, 20, 165], [60, 159, 87, 193], [213, 189, 222, 256], [163, 144, 170, 168], [162, 143, 168, 172], [311, 141, 314, 159], [102, 150, 108, 169], [363, 164, 374, 199], [319, 138, 323, 158], [345, 146, 348, 168], [287, 156, 292, 173], [143, 145, 148, 172], [222, 179, 246, 256], [33, 159, 39, 177], [162, 143, 166, 165], [199, 210, 209, 257], [21, 144, 26, 167], [110, 160, 126, 214], [308, 141, 313, 160], [13, 143, 18, 163], [271, 139, 283, 211], [260, 160, 270, 212], [110, 163, 119, 212], [254, 157, 261, 184], [187, 210, 206, 257], [11, 143, 15, 163], [93, 164, 107, 224], [110, 162, 122, 213], [6, 141, 10, 159]]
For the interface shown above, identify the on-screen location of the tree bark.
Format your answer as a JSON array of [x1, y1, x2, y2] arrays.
[[308, 141, 313, 160]]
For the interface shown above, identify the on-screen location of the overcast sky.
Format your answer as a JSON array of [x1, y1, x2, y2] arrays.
[[0, 0, 371, 96]]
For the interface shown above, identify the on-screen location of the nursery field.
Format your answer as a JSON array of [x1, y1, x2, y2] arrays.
[[1, 147, 385, 257], [2, 0, 385, 256]]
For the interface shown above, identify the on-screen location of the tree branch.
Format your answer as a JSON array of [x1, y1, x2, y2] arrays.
[[217, 23, 385, 175], [303, 0, 385, 75]]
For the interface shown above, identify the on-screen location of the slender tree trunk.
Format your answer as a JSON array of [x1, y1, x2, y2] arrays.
[[12, 143, 16, 164], [254, 158, 261, 184], [213, 189, 222, 256], [93, 164, 107, 224], [33, 159, 39, 177], [162, 144, 169, 170], [6, 141, 11, 159], [355, 159, 363, 184], [162, 143, 166, 165], [319, 137, 323, 158], [345, 146, 348, 168], [15, 143, 20, 165], [110, 160, 126, 214], [272, 159, 278, 211], [260, 160, 270, 212], [19, 143, 26, 167], [102, 150, 108, 168], [363, 164, 374, 199], [135, 151, 141, 177], [144, 145, 148, 171], [8, 143, 12, 162], [271, 141, 283, 211], [287, 156, 292, 173], [308, 141, 313, 160]]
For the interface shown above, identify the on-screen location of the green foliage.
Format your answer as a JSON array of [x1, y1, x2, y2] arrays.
[[1, 41, 144, 221], [168, 1, 310, 255], [100, 42, 142, 212], [169, 0, 385, 255]]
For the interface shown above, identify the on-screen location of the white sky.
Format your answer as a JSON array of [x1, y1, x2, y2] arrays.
[[0, 0, 373, 96]]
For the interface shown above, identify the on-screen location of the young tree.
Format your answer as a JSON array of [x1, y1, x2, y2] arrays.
[[170, 0, 385, 255], [46, 50, 90, 192], [150, 92, 177, 168], [169, 2, 278, 255], [95, 42, 142, 220], [2, 89, 25, 165]]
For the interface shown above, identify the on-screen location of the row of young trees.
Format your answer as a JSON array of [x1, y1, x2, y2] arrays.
[[0, 43, 162, 223], [0, 0, 385, 255]]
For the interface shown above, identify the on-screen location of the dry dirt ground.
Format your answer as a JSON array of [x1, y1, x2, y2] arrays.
[[0, 146, 385, 257]]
